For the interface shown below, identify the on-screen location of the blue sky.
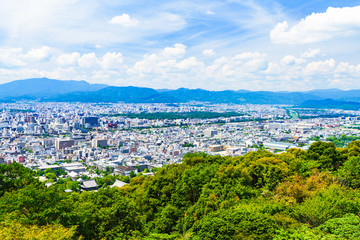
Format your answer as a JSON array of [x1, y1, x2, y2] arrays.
[[0, 0, 359, 91]]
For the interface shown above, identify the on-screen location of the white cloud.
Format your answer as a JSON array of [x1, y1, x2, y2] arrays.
[[56, 52, 81, 66], [127, 44, 188, 77], [270, 6, 360, 44], [0, 46, 52, 67], [0, 42, 360, 91], [0, 48, 26, 67], [335, 62, 360, 76], [127, 44, 206, 88], [301, 48, 321, 58], [100, 52, 123, 69], [232, 52, 266, 61], [232, 52, 268, 71], [78, 53, 98, 68], [282, 55, 305, 65], [176, 57, 204, 70], [264, 62, 283, 75], [109, 14, 139, 27], [162, 43, 187, 57], [202, 51, 269, 84], [305, 59, 335, 74], [202, 49, 215, 56], [56, 51, 124, 70], [23, 46, 52, 60]]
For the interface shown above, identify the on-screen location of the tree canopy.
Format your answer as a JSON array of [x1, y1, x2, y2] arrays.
[[1, 141, 360, 239]]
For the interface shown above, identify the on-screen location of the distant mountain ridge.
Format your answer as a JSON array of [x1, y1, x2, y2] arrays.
[[300, 99, 360, 111], [160, 88, 322, 104], [0, 78, 360, 108], [48, 86, 177, 103], [305, 89, 360, 102], [0, 78, 108, 99], [46, 86, 323, 104]]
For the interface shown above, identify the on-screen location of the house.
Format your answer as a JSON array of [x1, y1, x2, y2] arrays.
[[110, 180, 128, 188], [68, 171, 78, 180], [81, 179, 98, 191], [114, 166, 138, 176], [38, 165, 62, 171]]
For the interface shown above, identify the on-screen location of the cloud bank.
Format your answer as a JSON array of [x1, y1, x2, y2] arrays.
[[271, 6, 360, 44]]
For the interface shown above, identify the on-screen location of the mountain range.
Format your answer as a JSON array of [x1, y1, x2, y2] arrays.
[[1, 78, 360, 110], [300, 99, 360, 110], [0, 78, 107, 99]]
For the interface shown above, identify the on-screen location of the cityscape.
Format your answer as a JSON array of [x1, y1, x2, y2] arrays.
[[1, 0, 360, 239], [2, 101, 360, 191]]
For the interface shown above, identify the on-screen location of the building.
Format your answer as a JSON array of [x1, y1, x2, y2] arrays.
[[114, 166, 138, 176], [25, 116, 36, 123], [65, 166, 86, 173], [110, 180, 128, 188], [82, 117, 99, 128], [129, 147, 137, 153], [204, 129, 218, 137], [92, 139, 108, 148], [107, 123, 118, 129], [81, 180, 99, 191], [209, 145, 223, 152], [55, 139, 75, 150], [263, 142, 296, 151], [17, 155, 26, 163], [225, 147, 240, 155], [38, 165, 62, 171]]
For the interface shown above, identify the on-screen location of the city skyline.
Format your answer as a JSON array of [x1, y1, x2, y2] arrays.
[[0, 1, 359, 91]]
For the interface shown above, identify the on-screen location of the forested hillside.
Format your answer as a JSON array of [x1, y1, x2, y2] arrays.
[[2, 141, 360, 239]]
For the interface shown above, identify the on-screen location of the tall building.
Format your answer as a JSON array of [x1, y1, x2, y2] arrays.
[[55, 139, 75, 150], [92, 139, 108, 148], [204, 129, 218, 137], [82, 117, 99, 128], [25, 116, 36, 123]]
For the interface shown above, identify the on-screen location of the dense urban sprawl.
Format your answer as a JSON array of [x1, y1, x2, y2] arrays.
[[1, 101, 360, 191]]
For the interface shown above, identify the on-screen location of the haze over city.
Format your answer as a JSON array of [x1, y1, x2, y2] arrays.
[[0, 0, 359, 91]]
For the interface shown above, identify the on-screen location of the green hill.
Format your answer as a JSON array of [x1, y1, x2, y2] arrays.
[[2, 141, 360, 239]]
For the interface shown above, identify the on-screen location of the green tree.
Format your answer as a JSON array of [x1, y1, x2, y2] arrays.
[[274, 225, 335, 240], [65, 188, 142, 239], [68, 181, 81, 192], [190, 205, 279, 240], [305, 141, 344, 171], [0, 219, 78, 240], [247, 157, 290, 190], [45, 172, 57, 182], [291, 184, 360, 227], [0, 162, 39, 197], [317, 214, 360, 239], [339, 156, 360, 188], [0, 184, 70, 226], [129, 170, 136, 178]]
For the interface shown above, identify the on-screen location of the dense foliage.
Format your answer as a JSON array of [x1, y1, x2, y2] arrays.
[[2, 141, 360, 239], [326, 134, 360, 147]]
